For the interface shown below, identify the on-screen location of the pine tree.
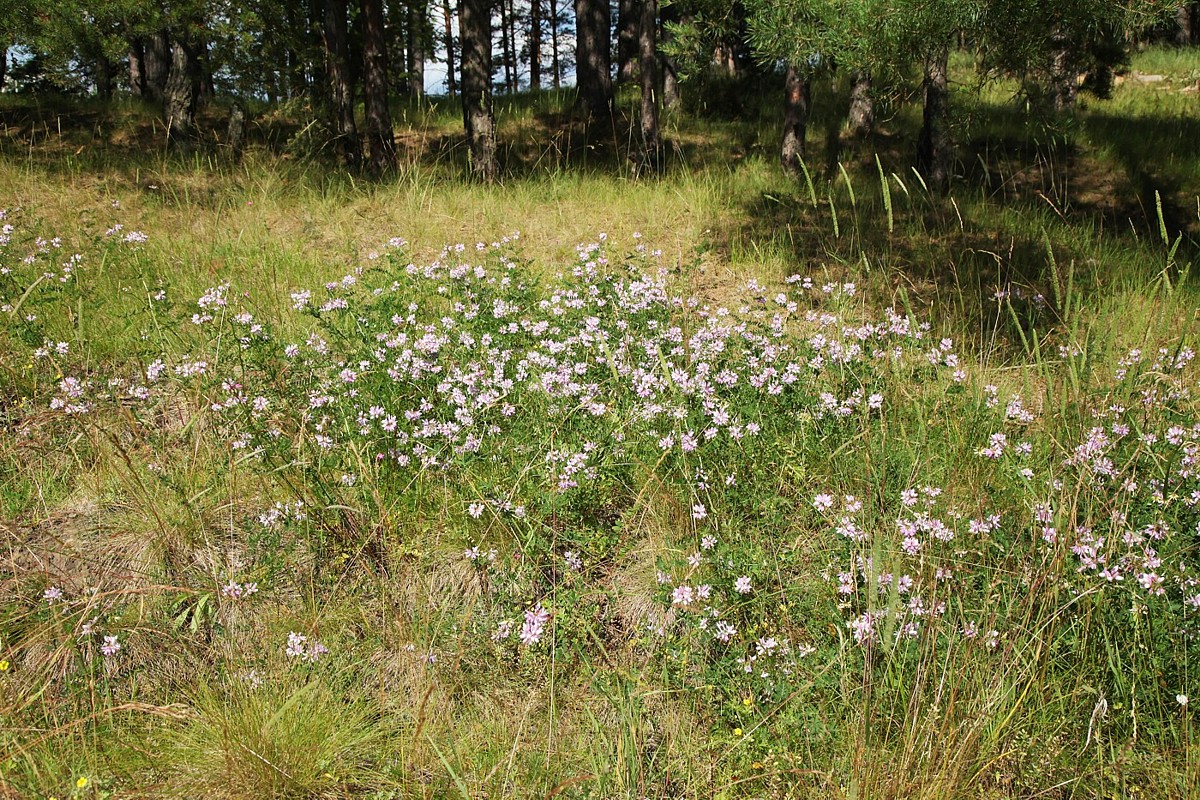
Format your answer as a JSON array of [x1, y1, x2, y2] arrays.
[[575, 0, 613, 120], [361, 0, 397, 171], [323, 0, 362, 168], [460, 0, 497, 180]]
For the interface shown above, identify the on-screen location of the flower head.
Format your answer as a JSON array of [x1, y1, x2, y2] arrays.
[[520, 605, 550, 645]]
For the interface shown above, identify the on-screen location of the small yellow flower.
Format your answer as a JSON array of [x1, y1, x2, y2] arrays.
[[75, 777, 88, 789], [0, 659, 10, 671], [742, 696, 753, 706], [752, 762, 763, 770], [733, 727, 743, 737]]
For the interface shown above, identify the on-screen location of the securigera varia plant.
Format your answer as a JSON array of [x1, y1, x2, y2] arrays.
[[14, 217, 1200, 774], [100, 233, 974, 691]]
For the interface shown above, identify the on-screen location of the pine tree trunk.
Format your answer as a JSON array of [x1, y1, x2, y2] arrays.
[[510, 0, 520, 91], [442, 0, 457, 95], [500, 0, 514, 92], [617, 0, 638, 84], [227, 102, 246, 158], [917, 48, 952, 193], [1048, 28, 1076, 111], [714, 42, 737, 76], [509, 0, 520, 91], [96, 54, 113, 100], [145, 31, 170, 102], [164, 36, 199, 149], [287, 49, 301, 97], [529, 0, 542, 90], [636, 0, 660, 173], [659, 4, 679, 110], [128, 40, 145, 96], [847, 70, 874, 136], [460, 0, 497, 181], [395, 23, 409, 97], [324, 0, 362, 168], [574, 0, 612, 120], [408, 0, 425, 97], [662, 60, 679, 110], [361, 0, 397, 172], [780, 63, 811, 178], [551, 0, 561, 88], [285, 2, 305, 98], [197, 39, 215, 105], [1176, 4, 1192, 45], [0, 47, 6, 90]]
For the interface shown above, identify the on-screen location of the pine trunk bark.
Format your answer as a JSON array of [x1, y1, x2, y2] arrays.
[[509, 0, 520, 91], [507, 0, 519, 92], [847, 70, 874, 136], [1048, 28, 1076, 111], [128, 40, 146, 96], [1176, 4, 1194, 45], [460, 0, 497, 181], [551, 0, 561, 88], [713, 42, 737, 76], [780, 63, 811, 178], [442, 0, 457, 95], [574, 0, 612, 121], [324, 0, 362, 168], [0, 47, 6, 90], [197, 39, 215, 105], [361, 0, 397, 172], [636, 0, 660, 174], [662, 60, 679, 110], [96, 54, 113, 100], [285, 2, 306, 98], [407, 0, 425, 98], [917, 48, 951, 193], [617, 0, 638, 85], [287, 49, 302, 98], [500, 0, 514, 92], [529, 0, 542, 90], [659, 4, 679, 110], [227, 103, 246, 157], [164, 36, 200, 149], [145, 31, 170, 102]]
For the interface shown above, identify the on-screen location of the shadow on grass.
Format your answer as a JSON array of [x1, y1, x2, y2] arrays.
[[709, 72, 1200, 340], [0, 76, 790, 183], [1081, 108, 1200, 245]]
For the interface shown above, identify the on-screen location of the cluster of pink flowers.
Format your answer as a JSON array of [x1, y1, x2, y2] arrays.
[[519, 606, 550, 646], [221, 581, 259, 600], [285, 632, 328, 662]]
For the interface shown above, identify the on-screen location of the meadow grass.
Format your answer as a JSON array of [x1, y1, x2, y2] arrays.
[[2, 47, 1200, 799]]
